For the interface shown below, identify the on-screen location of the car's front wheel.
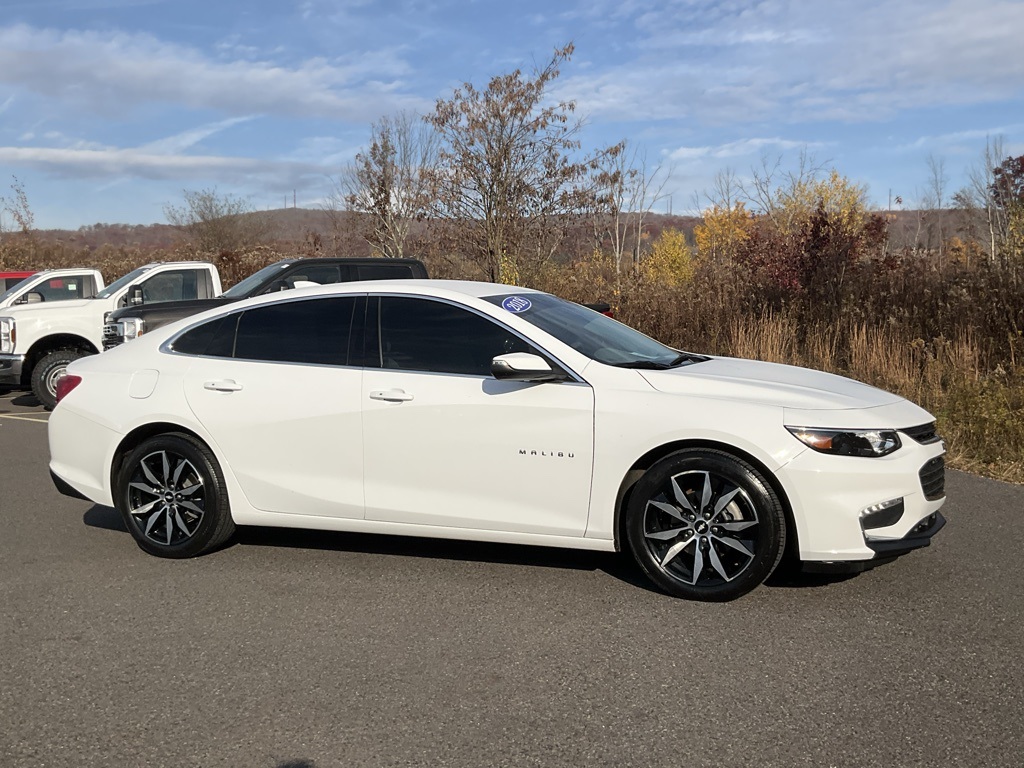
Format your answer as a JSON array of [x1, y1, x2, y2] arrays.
[[115, 433, 235, 558], [626, 449, 786, 601]]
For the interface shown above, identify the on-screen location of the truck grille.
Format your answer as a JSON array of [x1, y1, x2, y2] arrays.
[[102, 324, 124, 350], [919, 456, 945, 501]]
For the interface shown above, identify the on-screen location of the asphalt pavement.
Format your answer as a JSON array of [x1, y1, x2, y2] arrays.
[[2, 387, 1023, 768]]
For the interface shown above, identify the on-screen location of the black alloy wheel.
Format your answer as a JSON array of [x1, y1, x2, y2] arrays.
[[116, 433, 235, 558], [626, 449, 786, 601]]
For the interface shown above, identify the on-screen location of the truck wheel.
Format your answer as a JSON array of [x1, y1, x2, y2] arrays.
[[32, 349, 86, 409]]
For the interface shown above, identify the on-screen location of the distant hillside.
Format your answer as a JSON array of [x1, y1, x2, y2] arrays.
[[27, 206, 974, 253]]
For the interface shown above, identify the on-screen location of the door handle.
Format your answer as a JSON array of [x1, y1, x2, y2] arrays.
[[204, 380, 243, 392], [369, 389, 414, 402]]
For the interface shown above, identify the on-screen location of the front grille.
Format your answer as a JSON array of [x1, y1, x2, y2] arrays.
[[903, 422, 941, 444], [102, 323, 123, 351], [919, 456, 945, 501]]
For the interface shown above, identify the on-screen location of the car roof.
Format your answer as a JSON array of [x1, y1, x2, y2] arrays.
[[252, 279, 543, 302]]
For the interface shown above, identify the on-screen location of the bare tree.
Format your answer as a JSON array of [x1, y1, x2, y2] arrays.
[[339, 111, 439, 258], [739, 148, 827, 233], [164, 188, 273, 253], [959, 136, 1010, 265], [589, 140, 670, 274], [425, 43, 592, 283], [698, 168, 742, 211], [0, 176, 35, 237], [918, 153, 948, 259]]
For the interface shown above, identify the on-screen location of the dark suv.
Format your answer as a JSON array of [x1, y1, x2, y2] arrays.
[[103, 257, 428, 349]]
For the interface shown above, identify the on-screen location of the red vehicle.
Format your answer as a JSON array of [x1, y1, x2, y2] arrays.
[[1, 271, 35, 292]]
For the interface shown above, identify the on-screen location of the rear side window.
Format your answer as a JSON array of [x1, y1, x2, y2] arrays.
[[171, 298, 357, 365], [171, 314, 238, 357]]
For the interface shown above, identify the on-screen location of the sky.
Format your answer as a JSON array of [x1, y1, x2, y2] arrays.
[[0, 0, 1022, 230]]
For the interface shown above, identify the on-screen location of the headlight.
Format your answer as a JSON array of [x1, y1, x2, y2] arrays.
[[786, 426, 901, 457], [0, 317, 14, 354], [120, 317, 145, 341]]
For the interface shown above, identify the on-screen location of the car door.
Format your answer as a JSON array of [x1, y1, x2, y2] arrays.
[[180, 295, 365, 519], [361, 295, 595, 537]]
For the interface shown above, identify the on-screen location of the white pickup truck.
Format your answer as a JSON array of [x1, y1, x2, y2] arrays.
[[0, 261, 220, 407]]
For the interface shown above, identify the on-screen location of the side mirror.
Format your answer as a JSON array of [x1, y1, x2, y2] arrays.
[[128, 285, 145, 306], [17, 291, 44, 304], [491, 352, 565, 382]]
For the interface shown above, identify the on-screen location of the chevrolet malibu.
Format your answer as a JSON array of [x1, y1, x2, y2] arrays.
[[48, 280, 946, 601]]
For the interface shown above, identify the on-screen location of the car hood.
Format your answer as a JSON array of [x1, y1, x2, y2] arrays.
[[0, 298, 96, 318], [638, 356, 904, 411], [108, 296, 231, 321]]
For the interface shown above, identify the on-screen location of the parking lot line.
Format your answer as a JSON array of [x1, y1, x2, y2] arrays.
[[0, 413, 49, 424]]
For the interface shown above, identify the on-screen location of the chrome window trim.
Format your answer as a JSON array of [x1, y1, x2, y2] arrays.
[[160, 291, 589, 384]]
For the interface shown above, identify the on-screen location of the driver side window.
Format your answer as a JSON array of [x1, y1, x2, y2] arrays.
[[377, 297, 536, 376]]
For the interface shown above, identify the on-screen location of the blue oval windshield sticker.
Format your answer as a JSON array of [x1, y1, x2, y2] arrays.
[[501, 296, 532, 313]]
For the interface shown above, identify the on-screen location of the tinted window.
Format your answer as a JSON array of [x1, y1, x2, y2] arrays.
[[222, 261, 290, 298], [171, 314, 238, 357], [234, 297, 356, 365], [357, 264, 417, 280], [378, 297, 534, 375]]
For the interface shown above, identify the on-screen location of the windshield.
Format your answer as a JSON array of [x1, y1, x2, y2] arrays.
[[222, 260, 291, 298], [0, 274, 37, 303], [95, 266, 152, 299], [483, 293, 706, 368]]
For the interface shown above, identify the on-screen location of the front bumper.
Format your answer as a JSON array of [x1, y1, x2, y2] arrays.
[[0, 353, 25, 385], [777, 434, 947, 564], [802, 512, 946, 573]]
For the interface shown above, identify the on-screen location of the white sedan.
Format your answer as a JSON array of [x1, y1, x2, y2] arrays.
[[48, 280, 947, 601]]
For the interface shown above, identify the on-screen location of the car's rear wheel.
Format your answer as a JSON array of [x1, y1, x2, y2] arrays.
[[32, 349, 86, 409], [625, 449, 786, 601], [115, 433, 235, 558]]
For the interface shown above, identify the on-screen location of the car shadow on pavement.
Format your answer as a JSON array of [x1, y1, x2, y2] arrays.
[[82, 503, 657, 592], [235, 524, 662, 593], [83, 505, 128, 533], [82, 504, 855, 593], [764, 560, 859, 589]]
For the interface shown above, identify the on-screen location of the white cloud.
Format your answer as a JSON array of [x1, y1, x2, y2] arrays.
[[0, 146, 321, 184], [138, 117, 256, 155], [899, 124, 1024, 152], [559, 0, 1024, 125], [670, 137, 826, 162], [0, 24, 428, 121]]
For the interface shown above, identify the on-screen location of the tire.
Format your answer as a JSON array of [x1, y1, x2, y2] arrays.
[[115, 433, 235, 558], [625, 448, 786, 601], [32, 349, 86, 409]]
